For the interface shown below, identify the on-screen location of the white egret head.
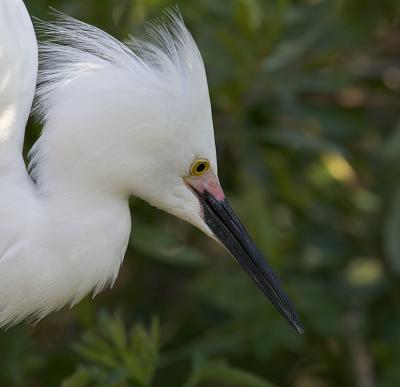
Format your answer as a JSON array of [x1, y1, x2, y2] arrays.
[[33, 12, 216, 233], [32, 10, 303, 333]]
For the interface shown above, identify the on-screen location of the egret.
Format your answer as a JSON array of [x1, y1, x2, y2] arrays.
[[0, 0, 303, 334]]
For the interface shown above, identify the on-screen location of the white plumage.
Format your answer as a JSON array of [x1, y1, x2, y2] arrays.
[[0, 0, 303, 333], [0, 1, 214, 327]]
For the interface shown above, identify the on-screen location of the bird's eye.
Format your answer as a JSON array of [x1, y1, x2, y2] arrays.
[[190, 159, 210, 177]]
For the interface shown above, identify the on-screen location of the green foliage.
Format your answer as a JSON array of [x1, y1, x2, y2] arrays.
[[1, 0, 400, 386], [62, 313, 159, 387], [60, 314, 275, 387], [183, 358, 277, 387]]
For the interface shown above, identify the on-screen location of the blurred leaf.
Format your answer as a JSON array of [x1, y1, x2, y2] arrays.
[[61, 369, 92, 387], [234, 0, 263, 34], [344, 257, 384, 287], [384, 188, 400, 273], [381, 121, 400, 161], [132, 224, 206, 267], [69, 313, 159, 387], [183, 358, 277, 387], [262, 129, 341, 154]]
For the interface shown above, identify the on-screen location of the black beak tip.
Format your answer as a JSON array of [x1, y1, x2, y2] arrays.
[[196, 190, 305, 335], [290, 316, 304, 335], [275, 297, 304, 335]]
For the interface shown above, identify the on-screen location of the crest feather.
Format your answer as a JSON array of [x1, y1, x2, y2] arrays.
[[34, 8, 208, 123]]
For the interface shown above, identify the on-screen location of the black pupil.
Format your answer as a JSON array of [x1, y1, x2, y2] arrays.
[[196, 163, 206, 173]]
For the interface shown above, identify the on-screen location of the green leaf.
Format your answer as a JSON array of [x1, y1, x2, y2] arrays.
[[65, 313, 160, 387], [60, 369, 93, 387], [381, 121, 400, 161], [183, 359, 278, 387], [384, 188, 400, 273], [234, 0, 263, 34], [132, 224, 205, 267], [262, 129, 341, 154], [126, 317, 159, 386]]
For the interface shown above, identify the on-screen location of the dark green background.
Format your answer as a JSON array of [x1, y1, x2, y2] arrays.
[[2, 0, 400, 386]]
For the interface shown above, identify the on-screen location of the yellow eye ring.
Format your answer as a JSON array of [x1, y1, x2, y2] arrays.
[[190, 159, 210, 177]]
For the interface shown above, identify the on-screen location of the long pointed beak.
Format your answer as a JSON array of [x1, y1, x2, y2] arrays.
[[185, 172, 304, 334]]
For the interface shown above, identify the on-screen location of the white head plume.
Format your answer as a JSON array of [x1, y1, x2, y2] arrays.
[[32, 9, 217, 232]]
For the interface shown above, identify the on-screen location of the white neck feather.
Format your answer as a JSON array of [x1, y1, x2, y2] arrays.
[[0, 6, 212, 327]]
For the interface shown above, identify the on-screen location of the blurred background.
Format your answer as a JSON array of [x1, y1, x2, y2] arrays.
[[2, 0, 400, 386]]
